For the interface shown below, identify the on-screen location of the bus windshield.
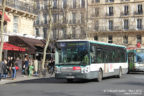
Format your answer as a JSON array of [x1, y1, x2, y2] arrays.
[[136, 49, 144, 63], [55, 41, 89, 65]]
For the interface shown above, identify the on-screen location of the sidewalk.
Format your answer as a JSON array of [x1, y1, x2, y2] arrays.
[[0, 72, 52, 85], [0, 75, 39, 85]]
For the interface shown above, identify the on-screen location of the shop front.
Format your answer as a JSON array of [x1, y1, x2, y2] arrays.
[[9, 36, 45, 60], [0, 42, 25, 59]]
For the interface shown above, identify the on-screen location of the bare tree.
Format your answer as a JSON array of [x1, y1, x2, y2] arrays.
[[41, 0, 52, 75], [0, 0, 6, 63]]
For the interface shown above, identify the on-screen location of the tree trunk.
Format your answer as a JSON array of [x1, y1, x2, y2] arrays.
[[41, 0, 52, 76], [0, 0, 6, 63]]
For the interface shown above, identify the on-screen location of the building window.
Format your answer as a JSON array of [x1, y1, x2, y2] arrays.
[[138, 4, 143, 14], [124, 5, 129, 15], [94, 36, 98, 41], [36, 15, 40, 25], [81, 13, 84, 23], [53, 29, 57, 40], [37, 2, 40, 9], [72, 27, 76, 38], [81, 27, 86, 38], [124, 19, 129, 30], [108, 35, 113, 43], [44, 1, 48, 9], [63, 14, 67, 23], [137, 35, 141, 44], [92, 0, 100, 3], [109, 6, 113, 16], [44, 14, 47, 24], [81, 0, 85, 8], [106, 0, 114, 3], [43, 28, 47, 39], [72, 13, 76, 24], [109, 20, 113, 30], [53, 14, 57, 23], [109, 0, 114, 2], [95, 21, 99, 31], [73, 0, 76, 8], [13, 16, 18, 33], [137, 19, 142, 29], [123, 35, 128, 44], [53, 0, 57, 9], [36, 28, 40, 37], [95, 8, 99, 16], [63, 29, 66, 39], [63, 0, 67, 8], [95, 0, 100, 3]]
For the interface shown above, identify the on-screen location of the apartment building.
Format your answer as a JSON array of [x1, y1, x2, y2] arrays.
[[34, 0, 88, 40], [0, 0, 37, 39], [0, 0, 46, 55], [88, 0, 144, 47], [35, 0, 144, 47]]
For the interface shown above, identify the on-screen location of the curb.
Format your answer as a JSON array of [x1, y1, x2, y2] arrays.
[[0, 75, 53, 85]]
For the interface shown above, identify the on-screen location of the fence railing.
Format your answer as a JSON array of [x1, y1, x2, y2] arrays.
[[0, 0, 37, 14]]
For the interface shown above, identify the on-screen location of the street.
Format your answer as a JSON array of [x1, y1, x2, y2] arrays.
[[0, 73, 144, 96]]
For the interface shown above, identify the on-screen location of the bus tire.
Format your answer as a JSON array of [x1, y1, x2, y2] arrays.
[[97, 69, 102, 82], [117, 67, 122, 78], [67, 79, 73, 83]]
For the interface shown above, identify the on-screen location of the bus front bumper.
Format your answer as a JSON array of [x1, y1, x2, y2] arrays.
[[55, 71, 98, 80]]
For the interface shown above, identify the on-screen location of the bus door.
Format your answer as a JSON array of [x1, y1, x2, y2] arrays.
[[128, 52, 135, 71]]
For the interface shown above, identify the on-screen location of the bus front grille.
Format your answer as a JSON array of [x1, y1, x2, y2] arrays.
[[60, 67, 73, 72]]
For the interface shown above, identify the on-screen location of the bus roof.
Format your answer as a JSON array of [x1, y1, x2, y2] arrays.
[[57, 39, 126, 48]]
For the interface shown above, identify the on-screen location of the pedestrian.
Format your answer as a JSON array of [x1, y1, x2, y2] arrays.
[[24, 57, 29, 75], [48, 58, 55, 74], [22, 60, 25, 75], [49, 58, 55, 68], [0, 60, 2, 81], [15, 57, 22, 72], [34, 58, 38, 75], [11, 57, 16, 80], [2, 59, 8, 79], [7, 56, 12, 77], [29, 58, 34, 77]]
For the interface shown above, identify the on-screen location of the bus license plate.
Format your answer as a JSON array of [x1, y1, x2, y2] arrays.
[[66, 76, 75, 78]]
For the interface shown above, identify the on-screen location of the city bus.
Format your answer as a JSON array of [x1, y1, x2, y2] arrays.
[[128, 48, 144, 72], [55, 40, 128, 82]]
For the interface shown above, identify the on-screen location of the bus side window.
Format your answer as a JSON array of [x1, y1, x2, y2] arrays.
[[103, 50, 107, 63], [96, 48, 103, 63], [90, 46, 96, 63], [112, 50, 115, 63], [115, 49, 120, 63]]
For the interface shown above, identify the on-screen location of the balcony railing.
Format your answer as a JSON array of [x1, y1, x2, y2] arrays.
[[134, 11, 143, 15], [120, 12, 129, 16], [105, 0, 114, 3], [106, 13, 114, 16], [94, 25, 144, 32], [0, 0, 37, 14]]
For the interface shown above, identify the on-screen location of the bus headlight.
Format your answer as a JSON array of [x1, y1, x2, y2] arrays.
[[81, 67, 89, 73]]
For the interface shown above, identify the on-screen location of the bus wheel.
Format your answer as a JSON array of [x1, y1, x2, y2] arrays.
[[67, 79, 73, 83], [117, 68, 122, 78], [97, 70, 102, 82]]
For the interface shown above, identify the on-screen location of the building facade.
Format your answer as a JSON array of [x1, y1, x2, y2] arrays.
[[0, 0, 47, 56], [0, 0, 37, 41], [88, 0, 144, 47], [34, 0, 88, 40], [35, 0, 144, 48]]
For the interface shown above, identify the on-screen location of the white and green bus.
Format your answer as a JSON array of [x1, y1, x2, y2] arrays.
[[55, 40, 128, 82], [128, 48, 144, 72]]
